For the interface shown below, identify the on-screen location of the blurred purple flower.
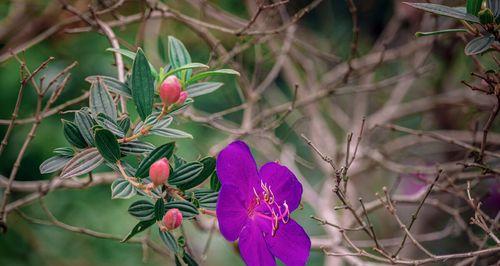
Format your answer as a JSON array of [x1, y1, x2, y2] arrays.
[[215, 141, 310, 266], [482, 182, 500, 218]]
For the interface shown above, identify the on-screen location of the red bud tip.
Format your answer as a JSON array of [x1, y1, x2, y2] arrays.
[[159, 75, 181, 104], [149, 158, 170, 186], [177, 91, 188, 105], [162, 208, 183, 230]]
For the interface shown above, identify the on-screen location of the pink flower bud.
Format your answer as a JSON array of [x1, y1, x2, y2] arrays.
[[149, 158, 170, 186], [159, 75, 181, 104], [162, 208, 183, 230], [176, 91, 188, 105]]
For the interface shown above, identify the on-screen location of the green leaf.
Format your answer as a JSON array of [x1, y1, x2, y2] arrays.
[[465, 34, 495, 55], [169, 162, 204, 186], [479, 8, 495, 23], [187, 69, 240, 84], [467, 0, 484, 16], [107, 48, 158, 77], [96, 113, 125, 137], [121, 219, 156, 242], [118, 117, 131, 134], [150, 128, 193, 139], [135, 142, 175, 178], [182, 251, 199, 266], [168, 36, 192, 79], [210, 171, 221, 191], [94, 128, 121, 163], [198, 191, 218, 210], [164, 201, 199, 219], [53, 147, 74, 157], [62, 120, 87, 149], [185, 82, 223, 97], [158, 36, 167, 64], [89, 79, 117, 120], [164, 63, 209, 78], [75, 110, 95, 146], [404, 2, 480, 23], [40, 155, 72, 174], [86, 75, 131, 98], [159, 229, 178, 253], [178, 157, 215, 190], [415, 28, 468, 37], [111, 178, 137, 199], [154, 199, 166, 221], [131, 48, 155, 120], [60, 148, 104, 178], [128, 200, 155, 221], [120, 140, 155, 155]]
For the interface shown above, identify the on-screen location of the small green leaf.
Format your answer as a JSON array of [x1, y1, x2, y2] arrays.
[[182, 251, 199, 266], [62, 120, 87, 149], [40, 155, 71, 174], [94, 128, 121, 163], [187, 69, 240, 84], [86, 75, 131, 97], [135, 142, 175, 178], [185, 82, 223, 97], [131, 48, 155, 121], [53, 147, 74, 157], [164, 63, 209, 78], [467, 0, 484, 16], [169, 162, 204, 186], [120, 141, 155, 155], [75, 109, 95, 146], [159, 229, 178, 253], [154, 199, 166, 221], [479, 8, 495, 23], [210, 171, 221, 191], [415, 28, 467, 37], [168, 36, 192, 79], [89, 79, 117, 120], [465, 34, 495, 55], [121, 219, 155, 242], [60, 148, 104, 178], [404, 2, 480, 23], [178, 157, 215, 190], [128, 200, 155, 220], [111, 178, 137, 199], [164, 201, 199, 219], [96, 113, 125, 137], [198, 192, 218, 210], [118, 117, 131, 134], [150, 128, 193, 139]]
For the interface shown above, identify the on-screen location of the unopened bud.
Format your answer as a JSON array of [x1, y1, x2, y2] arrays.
[[149, 158, 170, 186], [177, 91, 188, 105], [159, 75, 181, 104], [162, 208, 183, 230]]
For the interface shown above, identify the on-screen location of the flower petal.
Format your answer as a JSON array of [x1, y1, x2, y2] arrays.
[[216, 141, 259, 195], [262, 219, 311, 266], [216, 184, 248, 241], [259, 162, 303, 211], [238, 220, 276, 266]]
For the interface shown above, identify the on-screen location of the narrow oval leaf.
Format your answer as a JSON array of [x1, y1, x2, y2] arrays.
[[164, 201, 199, 219], [465, 34, 495, 55], [198, 192, 218, 210], [53, 147, 74, 157], [128, 200, 155, 221], [121, 219, 155, 242], [111, 178, 137, 199], [120, 140, 155, 155], [89, 80, 117, 120], [75, 110, 95, 146], [154, 199, 166, 221], [404, 2, 480, 23], [152, 116, 173, 130], [169, 162, 204, 186], [94, 128, 121, 163], [182, 252, 199, 266], [186, 82, 223, 97], [106, 48, 158, 77], [96, 113, 125, 137], [187, 69, 240, 84], [135, 142, 176, 178], [165, 62, 208, 78], [178, 157, 215, 190], [86, 75, 131, 97], [40, 156, 72, 174], [63, 120, 87, 149], [159, 229, 178, 253], [118, 117, 131, 134], [60, 148, 104, 179], [131, 48, 155, 121], [150, 128, 193, 139], [168, 36, 192, 79], [467, 0, 484, 16], [210, 171, 221, 192]]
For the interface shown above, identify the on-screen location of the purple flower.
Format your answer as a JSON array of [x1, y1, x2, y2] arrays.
[[215, 141, 311, 266]]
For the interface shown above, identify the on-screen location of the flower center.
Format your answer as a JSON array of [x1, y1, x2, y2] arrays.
[[249, 181, 290, 236]]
